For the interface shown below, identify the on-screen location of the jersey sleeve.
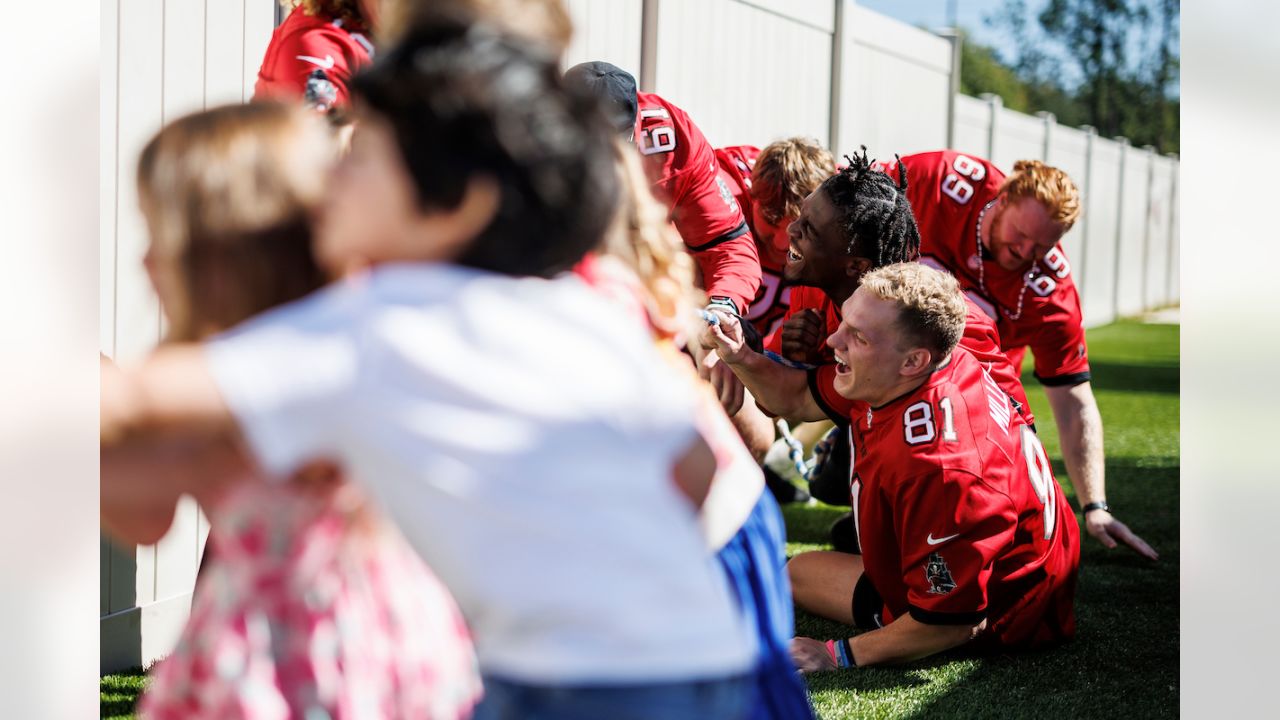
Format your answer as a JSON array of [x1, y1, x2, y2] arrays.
[[639, 97, 761, 311], [959, 305, 1034, 424], [894, 468, 1019, 625], [260, 25, 361, 107], [671, 163, 760, 311], [1025, 281, 1091, 385]]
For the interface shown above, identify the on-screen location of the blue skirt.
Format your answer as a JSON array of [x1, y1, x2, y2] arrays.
[[715, 489, 816, 720]]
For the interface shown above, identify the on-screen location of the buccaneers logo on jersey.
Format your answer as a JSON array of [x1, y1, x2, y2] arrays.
[[925, 552, 957, 595]]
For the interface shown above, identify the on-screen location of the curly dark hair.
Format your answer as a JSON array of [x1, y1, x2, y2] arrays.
[[819, 146, 920, 270], [352, 18, 620, 277]]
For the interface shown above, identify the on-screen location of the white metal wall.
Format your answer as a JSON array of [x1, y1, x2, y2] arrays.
[[838, 4, 950, 160], [561, 0, 643, 79], [652, 0, 833, 148], [1081, 138, 1123, 326], [100, 0, 277, 673], [953, 93, 992, 160], [1116, 142, 1149, 317]]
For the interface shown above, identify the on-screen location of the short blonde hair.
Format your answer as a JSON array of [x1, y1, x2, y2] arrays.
[[860, 263, 966, 361], [1000, 159, 1081, 231], [750, 137, 836, 226]]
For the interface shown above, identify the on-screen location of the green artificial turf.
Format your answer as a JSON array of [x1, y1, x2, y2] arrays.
[[99, 667, 146, 719], [103, 318, 1179, 719], [788, 317, 1179, 719]]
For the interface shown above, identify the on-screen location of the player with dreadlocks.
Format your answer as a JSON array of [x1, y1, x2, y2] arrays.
[[699, 148, 1034, 540]]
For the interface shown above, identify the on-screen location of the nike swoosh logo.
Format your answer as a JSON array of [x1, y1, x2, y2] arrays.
[[296, 54, 336, 70], [926, 533, 960, 545]]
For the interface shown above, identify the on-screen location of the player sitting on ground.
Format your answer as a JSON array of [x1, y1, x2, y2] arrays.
[[878, 151, 1157, 561], [711, 263, 1080, 669]]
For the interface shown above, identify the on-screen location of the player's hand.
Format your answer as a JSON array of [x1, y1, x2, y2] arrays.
[[790, 637, 837, 674], [696, 306, 737, 350], [697, 349, 745, 415], [1085, 509, 1159, 561], [780, 309, 826, 364], [705, 311, 749, 364]]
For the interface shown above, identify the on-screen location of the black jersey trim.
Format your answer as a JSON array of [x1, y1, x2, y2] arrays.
[[908, 604, 987, 626], [1035, 370, 1092, 387], [807, 369, 850, 426], [685, 220, 750, 252]]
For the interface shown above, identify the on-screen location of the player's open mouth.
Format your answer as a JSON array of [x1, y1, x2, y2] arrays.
[[834, 355, 850, 375], [787, 246, 803, 263]]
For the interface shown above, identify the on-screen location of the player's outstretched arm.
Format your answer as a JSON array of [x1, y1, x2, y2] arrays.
[[703, 313, 826, 422], [1044, 381, 1158, 561], [792, 615, 981, 672]]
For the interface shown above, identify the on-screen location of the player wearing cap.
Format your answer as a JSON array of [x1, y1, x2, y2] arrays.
[[255, 0, 379, 113], [565, 62, 761, 317], [876, 151, 1157, 561]]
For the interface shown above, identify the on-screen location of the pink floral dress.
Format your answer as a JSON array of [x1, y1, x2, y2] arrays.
[[140, 480, 481, 719]]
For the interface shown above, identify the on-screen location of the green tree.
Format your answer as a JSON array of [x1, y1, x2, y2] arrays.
[[977, 0, 1179, 153]]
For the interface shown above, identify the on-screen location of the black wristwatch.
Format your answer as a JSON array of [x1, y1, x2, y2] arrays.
[[706, 296, 739, 316], [1082, 501, 1110, 515]]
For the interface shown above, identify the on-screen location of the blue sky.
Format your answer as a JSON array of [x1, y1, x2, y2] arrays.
[[856, 0, 1041, 51]]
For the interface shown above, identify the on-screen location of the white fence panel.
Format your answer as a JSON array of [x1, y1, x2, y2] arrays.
[[1116, 142, 1148, 317], [654, 0, 833, 148], [1080, 137, 1122, 327], [953, 93, 991, 160], [101, 0, 280, 673], [1046, 124, 1090, 267], [839, 5, 950, 158], [1144, 154, 1175, 309], [562, 0, 643, 78], [1166, 160, 1179, 303], [992, 105, 1046, 170]]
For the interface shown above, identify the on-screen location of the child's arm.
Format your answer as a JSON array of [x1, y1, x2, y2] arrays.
[[102, 345, 236, 444], [101, 347, 248, 545]]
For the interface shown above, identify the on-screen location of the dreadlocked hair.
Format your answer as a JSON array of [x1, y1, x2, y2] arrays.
[[819, 146, 921, 270]]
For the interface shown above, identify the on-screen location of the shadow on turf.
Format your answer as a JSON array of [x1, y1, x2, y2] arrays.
[[1024, 359, 1179, 396]]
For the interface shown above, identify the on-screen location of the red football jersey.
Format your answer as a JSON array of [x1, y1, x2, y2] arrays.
[[254, 5, 373, 111], [761, 286, 838, 366], [815, 349, 1079, 647], [635, 93, 760, 312], [773, 288, 1033, 424], [715, 145, 791, 337], [880, 151, 1091, 386]]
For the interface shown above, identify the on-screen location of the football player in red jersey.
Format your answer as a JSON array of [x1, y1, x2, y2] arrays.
[[701, 151, 1033, 524], [877, 151, 1156, 561], [712, 264, 1080, 668], [565, 61, 761, 318], [715, 139, 837, 341], [255, 1, 379, 113], [712, 140, 839, 503]]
